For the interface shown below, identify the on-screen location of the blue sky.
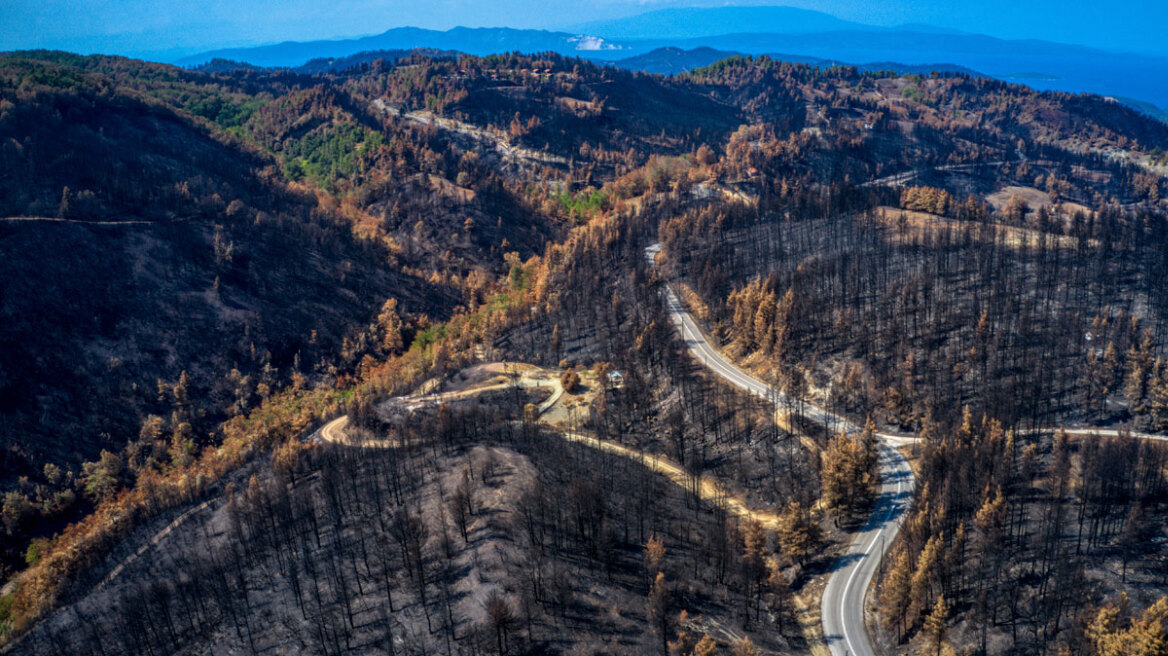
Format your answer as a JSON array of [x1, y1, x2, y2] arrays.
[[2, 0, 1166, 59]]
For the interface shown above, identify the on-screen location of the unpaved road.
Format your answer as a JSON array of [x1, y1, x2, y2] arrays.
[[560, 431, 784, 528], [859, 147, 1026, 189], [94, 237, 1168, 652], [315, 366, 783, 526], [316, 365, 825, 648]]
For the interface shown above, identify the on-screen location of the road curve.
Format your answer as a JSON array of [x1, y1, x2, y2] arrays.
[[646, 243, 914, 656], [858, 148, 1025, 189], [646, 240, 1168, 655]]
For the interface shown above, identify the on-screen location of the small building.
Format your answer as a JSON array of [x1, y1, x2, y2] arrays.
[[607, 370, 625, 388]]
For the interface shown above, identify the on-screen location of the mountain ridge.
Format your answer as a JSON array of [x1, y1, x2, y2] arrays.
[[174, 26, 627, 68], [170, 16, 1168, 113], [608, 46, 983, 78], [569, 5, 870, 39]]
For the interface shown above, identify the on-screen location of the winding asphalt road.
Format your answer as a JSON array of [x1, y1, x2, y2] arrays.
[[646, 239, 1168, 656], [646, 243, 914, 656]]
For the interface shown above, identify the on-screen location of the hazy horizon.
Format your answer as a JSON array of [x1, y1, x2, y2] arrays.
[[3, 1, 1168, 61]]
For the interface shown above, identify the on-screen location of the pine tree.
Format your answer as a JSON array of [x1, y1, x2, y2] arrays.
[[767, 560, 793, 636], [773, 287, 796, 362], [645, 535, 666, 584], [669, 616, 695, 656], [1088, 595, 1168, 656], [647, 572, 675, 655], [693, 635, 718, 656], [1121, 504, 1146, 583], [880, 544, 913, 641], [485, 591, 514, 656], [58, 186, 72, 219], [910, 534, 943, 620], [947, 522, 967, 600], [753, 293, 776, 353], [377, 298, 404, 353], [741, 519, 768, 617], [1149, 359, 1168, 430], [732, 636, 758, 656], [1125, 346, 1150, 414], [821, 421, 879, 523], [974, 487, 1007, 549], [775, 501, 822, 567], [923, 595, 949, 656], [1102, 341, 1122, 395]]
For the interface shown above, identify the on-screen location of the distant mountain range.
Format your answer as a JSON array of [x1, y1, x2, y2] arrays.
[[570, 6, 870, 40], [173, 6, 1168, 118], [175, 27, 624, 69], [195, 48, 461, 75]]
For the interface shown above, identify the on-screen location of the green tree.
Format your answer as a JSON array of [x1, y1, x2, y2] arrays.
[[1, 491, 33, 535], [81, 450, 125, 501], [505, 251, 525, 290]]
